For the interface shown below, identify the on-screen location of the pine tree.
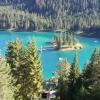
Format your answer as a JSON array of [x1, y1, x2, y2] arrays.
[[6, 39, 43, 100], [75, 74, 88, 100], [24, 40, 43, 99], [83, 49, 100, 100], [56, 58, 70, 100], [68, 52, 80, 100], [6, 39, 22, 78], [70, 52, 80, 81], [83, 49, 100, 85], [0, 60, 14, 100], [6, 39, 22, 99]]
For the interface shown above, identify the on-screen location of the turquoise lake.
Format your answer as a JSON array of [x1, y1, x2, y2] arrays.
[[0, 31, 100, 80]]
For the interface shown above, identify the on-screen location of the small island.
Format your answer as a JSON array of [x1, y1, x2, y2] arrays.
[[51, 31, 83, 51]]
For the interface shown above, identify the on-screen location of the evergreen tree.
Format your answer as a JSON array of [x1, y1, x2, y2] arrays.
[[56, 50, 100, 100], [6, 39, 43, 100], [68, 52, 80, 100], [75, 75, 88, 100], [83, 49, 100, 100], [20, 40, 43, 99], [0, 60, 14, 100], [54, 31, 80, 50], [83, 49, 99, 85], [56, 58, 70, 100], [6, 39, 22, 99], [1, 0, 100, 34], [70, 52, 80, 80]]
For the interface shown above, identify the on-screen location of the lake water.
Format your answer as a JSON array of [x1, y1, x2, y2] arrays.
[[0, 31, 100, 80]]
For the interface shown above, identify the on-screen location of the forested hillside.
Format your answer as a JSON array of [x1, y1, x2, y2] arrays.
[[0, 0, 100, 37]]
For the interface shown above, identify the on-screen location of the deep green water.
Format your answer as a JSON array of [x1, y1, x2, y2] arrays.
[[0, 31, 100, 80]]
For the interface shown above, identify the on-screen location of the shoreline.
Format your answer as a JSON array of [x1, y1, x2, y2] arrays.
[[0, 28, 66, 33], [52, 43, 83, 51], [79, 34, 100, 39], [0, 29, 100, 39]]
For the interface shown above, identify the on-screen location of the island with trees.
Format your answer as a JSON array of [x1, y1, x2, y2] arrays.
[[0, 0, 100, 100], [52, 31, 83, 51]]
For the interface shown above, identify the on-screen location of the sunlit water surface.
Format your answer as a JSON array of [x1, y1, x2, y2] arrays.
[[0, 32, 100, 80]]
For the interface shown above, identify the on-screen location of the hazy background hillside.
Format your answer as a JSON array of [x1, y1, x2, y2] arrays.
[[1, 0, 100, 16], [0, 0, 100, 37]]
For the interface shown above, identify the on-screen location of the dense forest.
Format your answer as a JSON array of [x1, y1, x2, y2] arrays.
[[55, 49, 100, 100], [0, 0, 100, 37], [0, 39, 43, 100], [0, 40, 100, 100]]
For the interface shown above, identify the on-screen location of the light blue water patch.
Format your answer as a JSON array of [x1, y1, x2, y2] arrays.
[[0, 31, 100, 80]]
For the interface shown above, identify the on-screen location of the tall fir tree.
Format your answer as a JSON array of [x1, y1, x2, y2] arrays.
[[83, 49, 100, 100], [21, 41, 43, 100], [68, 52, 80, 100], [83, 49, 100, 86], [6, 39, 22, 99], [56, 58, 70, 100], [0, 60, 14, 100], [6, 39, 43, 100]]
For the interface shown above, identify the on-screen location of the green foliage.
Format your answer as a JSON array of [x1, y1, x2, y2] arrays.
[[56, 50, 100, 100], [6, 39, 22, 79], [0, 0, 100, 33], [56, 53, 80, 100], [26, 40, 43, 99], [0, 60, 14, 100], [69, 52, 80, 80], [0, 6, 53, 31], [56, 58, 70, 100], [68, 52, 80, 100], [6, 39, 43, 100], [54, 31, 79, 49], [6, 39, 23, 99], [82, 49, 100, 100]]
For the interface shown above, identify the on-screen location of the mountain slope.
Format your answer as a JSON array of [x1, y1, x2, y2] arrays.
[[0, 0, 100, 37]]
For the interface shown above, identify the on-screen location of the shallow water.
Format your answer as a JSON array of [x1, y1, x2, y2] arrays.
[[0, 31, 100, 80]]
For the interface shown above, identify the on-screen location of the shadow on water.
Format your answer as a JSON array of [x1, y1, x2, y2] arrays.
[[43, 48, 55, 52], [45, 42, 51, 45]]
